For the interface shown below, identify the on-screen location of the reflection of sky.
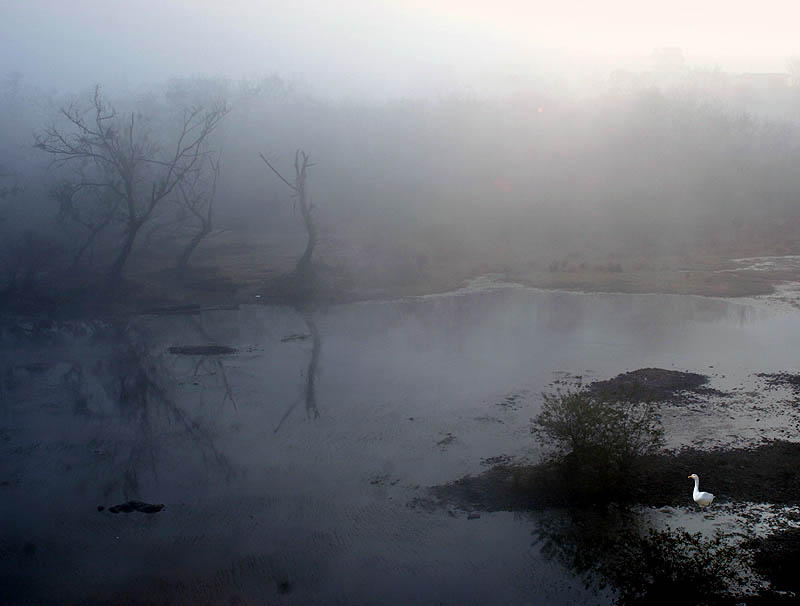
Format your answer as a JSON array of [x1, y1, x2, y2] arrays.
[[314, 288, 787, 407]]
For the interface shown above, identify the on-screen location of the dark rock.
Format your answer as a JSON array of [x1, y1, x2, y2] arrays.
[[107, 500, 165, 514]]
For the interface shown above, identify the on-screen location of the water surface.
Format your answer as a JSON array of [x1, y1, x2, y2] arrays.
[[2, 283, 798, 604]]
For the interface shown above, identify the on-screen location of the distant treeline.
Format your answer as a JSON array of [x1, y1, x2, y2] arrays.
[[2, 72, 800, 294]]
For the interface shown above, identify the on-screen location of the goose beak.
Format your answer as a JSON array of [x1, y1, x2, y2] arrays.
[[687, 475, 692, 478]]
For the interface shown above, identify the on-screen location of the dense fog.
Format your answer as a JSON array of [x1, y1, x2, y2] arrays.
[[3, 1, 800, 300]]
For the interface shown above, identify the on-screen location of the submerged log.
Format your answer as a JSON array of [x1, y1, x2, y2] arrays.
[[168, 345, 237, 356]]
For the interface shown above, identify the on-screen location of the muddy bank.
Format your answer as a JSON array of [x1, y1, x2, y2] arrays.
[[511, 263, 776, 299], [757, 372, 800, 396], [587, 367, 725, 403], [431, 366, 798, 511], [6, 245, 800, 319], [430, 441, 800, 512]]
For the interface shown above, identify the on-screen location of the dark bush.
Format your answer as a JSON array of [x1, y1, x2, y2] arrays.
[[532, 389, 664, 502]]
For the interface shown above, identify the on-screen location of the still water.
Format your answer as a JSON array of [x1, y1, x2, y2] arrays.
[[2, 281, 798, 604]]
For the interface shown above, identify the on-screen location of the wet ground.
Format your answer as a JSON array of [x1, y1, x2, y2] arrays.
[[2, 278, 800, 604]]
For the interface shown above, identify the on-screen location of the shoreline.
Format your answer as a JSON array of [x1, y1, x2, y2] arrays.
[[7, 254, 798, 320]]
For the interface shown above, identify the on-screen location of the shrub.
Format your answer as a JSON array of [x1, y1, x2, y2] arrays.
[[534, 389, 664, 463], [532, 389, 664, 501]]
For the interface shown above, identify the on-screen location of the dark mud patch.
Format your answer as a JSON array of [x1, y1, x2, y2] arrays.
[[430, 441, 800, 512], [105, 500, 165, 514], [168, 345, 237, 356], [587, 367, 724, 403], [756, 372, 800, 396]]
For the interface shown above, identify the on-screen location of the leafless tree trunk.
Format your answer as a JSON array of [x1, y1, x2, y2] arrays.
[[259, 150, 316, 277], [273, 311, 321, 433], [52, 181, 121, 269]]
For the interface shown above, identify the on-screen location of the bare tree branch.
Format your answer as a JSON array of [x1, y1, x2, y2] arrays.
[[35, 87, 229, 285], [259, 153, 297, 192], [260, 149, 317, 277]]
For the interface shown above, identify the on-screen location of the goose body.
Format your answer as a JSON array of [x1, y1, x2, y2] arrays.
[[688, 473, 714, 508]]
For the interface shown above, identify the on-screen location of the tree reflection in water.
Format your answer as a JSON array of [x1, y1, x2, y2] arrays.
[[182, 315, 238, 411], [303, 313, 320, 420], [534, 506, 755, 606], [274, 310, 321, 433], [83, 324, 234, 500]]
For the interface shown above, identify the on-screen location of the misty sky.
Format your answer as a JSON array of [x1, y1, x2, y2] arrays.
[[2, 0, 800, 97]]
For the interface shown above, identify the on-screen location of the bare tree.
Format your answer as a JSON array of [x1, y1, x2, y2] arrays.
[[259, 150, 316, 277], [35, 87, 228, 286], [174, 152, 221, 271]]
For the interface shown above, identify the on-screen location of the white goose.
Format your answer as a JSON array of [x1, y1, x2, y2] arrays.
[[688, 473, 714, 508]]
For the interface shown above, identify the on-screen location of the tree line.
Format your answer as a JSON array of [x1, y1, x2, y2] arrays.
[[3, 71, 800, 306], [1, 77, 319, 303]]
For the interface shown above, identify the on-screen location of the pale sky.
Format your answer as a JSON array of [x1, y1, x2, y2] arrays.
[[2, 0, 799, 96]]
